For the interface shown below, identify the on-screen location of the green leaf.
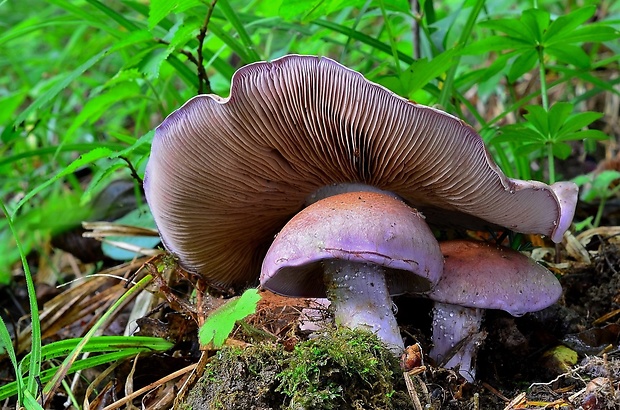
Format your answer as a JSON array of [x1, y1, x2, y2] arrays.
[[520, 8, 550, 43], [551, 142, 572, 159], [461, 36, 530, 55], [523, 105, 550, 138], [479, 18, 532, 42], [401, 50, 456, 96], [217, 0, 261, 62], [546, 44, 591, 69], [547, 102, 574, 137], [0, 317, 22, 404], [543, 6, 596, 42], [546, 24, 620, 46], [557, 129, 608, 142], [63, 82, 142, 144], [149, 0, 179, 29], [558, 111, 603, 135], [508, 49, 537, 83], [199, 289, 261, 348]]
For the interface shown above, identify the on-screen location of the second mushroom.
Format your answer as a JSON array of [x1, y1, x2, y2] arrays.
[[261, 191, 444, 354]]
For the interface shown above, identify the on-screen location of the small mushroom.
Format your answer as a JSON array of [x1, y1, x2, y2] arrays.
[[144, 54, 577, 292], [427, 239, 562, 382], [261, 191, 444, 354]]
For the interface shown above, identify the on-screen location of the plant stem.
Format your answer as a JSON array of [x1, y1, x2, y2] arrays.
[[538, 47, 549, 111], [594, 197, 606, 228], [547, 143, 556, 184], [379, 0, 401, 76]]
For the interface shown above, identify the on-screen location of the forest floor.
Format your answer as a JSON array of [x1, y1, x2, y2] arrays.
[[1, 202, 619, 410]]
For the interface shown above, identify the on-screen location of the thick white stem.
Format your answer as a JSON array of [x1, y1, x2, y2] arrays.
[[323, 259, 404, 355], [429, 303, 486, 382]]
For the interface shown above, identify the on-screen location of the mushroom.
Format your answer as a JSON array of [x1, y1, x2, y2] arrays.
[[428, 239, 563, 382], [144, 55, 577, 294], [260, 190, 444, 353]]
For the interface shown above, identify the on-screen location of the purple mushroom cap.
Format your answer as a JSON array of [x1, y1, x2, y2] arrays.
[[261, 191, 444, 353], [430, 240, 562, 316], [261, 191, 444, 298], [428, 239, 562, 381]]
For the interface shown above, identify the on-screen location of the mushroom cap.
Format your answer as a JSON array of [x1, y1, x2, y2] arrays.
[[429, 240, 562, 316], [144, 54, 577, 290], [260, 191, 444, 298]]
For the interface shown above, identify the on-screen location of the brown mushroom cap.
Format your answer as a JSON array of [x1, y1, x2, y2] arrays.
[[144, 54, 577, 290], [429, 240, 562, 316]]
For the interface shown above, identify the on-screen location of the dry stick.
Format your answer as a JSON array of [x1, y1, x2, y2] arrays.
[[410, 0, 421, 60], [196, 0, 218, 94]]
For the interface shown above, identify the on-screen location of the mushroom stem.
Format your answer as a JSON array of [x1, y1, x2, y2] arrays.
[[429, 303, 486, 383], [323, 259, 404, 354]]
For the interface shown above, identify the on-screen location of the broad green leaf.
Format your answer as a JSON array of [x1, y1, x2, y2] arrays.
[[199, 289, 261, 348], [479, 18, 532, 42], [543, 6, 596, 42], [149, 0, 179, 29], [557, 129, 608, 142], [507, 49, 537, 83], [401, 50, 456, 96], [520, 8, 550, 43], [523, 105, 549, 138], [546, 24, 620, 46], [461, 37, 530, 55], [558, 111, 603, 136], [492, 127, 545, 144], [551, 142, 572, 160], [141, 45, 175, 79], [547, 44, 591, 69], [547, 102, 574, 137]]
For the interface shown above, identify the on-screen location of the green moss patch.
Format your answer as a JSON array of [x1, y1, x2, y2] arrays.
[[184, 328, 412, 410]]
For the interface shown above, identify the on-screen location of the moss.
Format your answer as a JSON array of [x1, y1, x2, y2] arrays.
[[184, 327, 412, 410], [185, 343, 287, 410], [278, 327, 412, 409]]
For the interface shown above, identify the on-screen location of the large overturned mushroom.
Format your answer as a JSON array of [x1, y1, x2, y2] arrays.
[[144, 54, 577, 294]]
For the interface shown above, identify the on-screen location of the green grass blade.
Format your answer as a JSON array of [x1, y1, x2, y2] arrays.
[[83, 0, 140, 32], [438, 0, 485, 109], [217, 0, 261, 61], [0, 316, 22, 404], [0, 201, 42, 401], [42, 273, 155, 400], [10, 147, 115, 217], [14, 48, 110, 125], [311, 19, 415, 65]]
